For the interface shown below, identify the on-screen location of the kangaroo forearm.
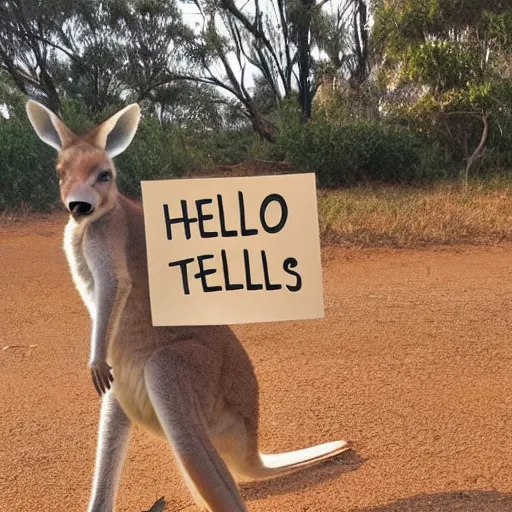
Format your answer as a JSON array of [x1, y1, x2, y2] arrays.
[[90, 276, 132, 362], [90, 279, 118, 362]]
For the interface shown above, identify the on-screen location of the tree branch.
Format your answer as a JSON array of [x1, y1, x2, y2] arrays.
[[219, 0, 288, 91], [464, 111, 490, 183]]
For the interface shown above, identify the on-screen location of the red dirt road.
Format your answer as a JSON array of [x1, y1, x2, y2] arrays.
[[2, 217, 512, 512]]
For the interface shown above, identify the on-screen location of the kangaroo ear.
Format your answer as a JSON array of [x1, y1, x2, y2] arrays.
[[26, 100, 76, 151], [86, 104, 141, 158]]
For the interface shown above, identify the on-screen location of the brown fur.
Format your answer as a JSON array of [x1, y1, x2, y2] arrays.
[[25, 100, 350, 512]]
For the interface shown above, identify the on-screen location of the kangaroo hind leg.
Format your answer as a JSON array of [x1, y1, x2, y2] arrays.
[[88, 391, 132, 512], [144, 343, 248, 512]]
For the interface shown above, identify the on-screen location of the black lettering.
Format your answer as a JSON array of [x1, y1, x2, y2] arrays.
[[163, 201, 198, 240], [260, 194, 288, 234], [168, 257, 195, 295], [243, 249, 263, 290], [196, 198, 218, 238], [194, 254, 222, 292], [283, 257, 302, 292], [261, 251, 282, 290], [239, 192, 258, 236], [218, 195, 238, 237], [221, 250, 244, 291]]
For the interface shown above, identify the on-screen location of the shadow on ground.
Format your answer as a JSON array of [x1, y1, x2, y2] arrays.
[[241, 449, 365, 501], [356, 491, 512, 512]]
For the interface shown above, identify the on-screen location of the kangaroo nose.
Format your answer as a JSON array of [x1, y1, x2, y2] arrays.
[[69, 201, 93, 215]]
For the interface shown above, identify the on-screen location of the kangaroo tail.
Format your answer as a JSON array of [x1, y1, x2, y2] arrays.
[[241, 440, 350, 481]]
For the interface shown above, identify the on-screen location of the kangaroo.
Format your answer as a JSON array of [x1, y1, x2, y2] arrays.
[[26, 99, 350, 512]]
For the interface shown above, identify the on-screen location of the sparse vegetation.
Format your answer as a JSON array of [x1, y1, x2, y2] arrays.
[[3, 173, 512, 249], [318, 179, 512, 247]]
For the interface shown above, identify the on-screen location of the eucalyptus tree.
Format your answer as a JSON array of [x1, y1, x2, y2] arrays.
[[178, 0, 362, 140], [0, 0, 193, 114], [372, 0, 512, 179]]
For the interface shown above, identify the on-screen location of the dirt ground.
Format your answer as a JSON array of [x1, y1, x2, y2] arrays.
[[2, 216, 512, 512]]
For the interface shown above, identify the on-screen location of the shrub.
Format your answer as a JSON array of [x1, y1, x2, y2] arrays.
[[193, 129, 260, 166], [276, 108, 449, 186], [0, 103, 59, 210]]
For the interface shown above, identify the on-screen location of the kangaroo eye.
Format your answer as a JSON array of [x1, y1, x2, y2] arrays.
[[97, 170, 112, 183]]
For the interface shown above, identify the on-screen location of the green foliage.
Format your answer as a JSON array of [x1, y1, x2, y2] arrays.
[[192, 129, 261, 166], [373, 0, 512, 175], [405, 41, 480, 91], [0, 0, 192, 114], [0, 106, 59, 210], [381, 80, 512, 167], [374, 1, 512, 97], [480, 83, 512, 171], [275, 105, 447, 186]]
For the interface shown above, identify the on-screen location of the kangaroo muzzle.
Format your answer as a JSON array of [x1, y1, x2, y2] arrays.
[[66, 185, 97, 217], [69, 201, 94, 216]]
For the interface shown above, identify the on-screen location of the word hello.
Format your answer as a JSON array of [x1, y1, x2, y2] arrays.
[[162, 192, 302, 295]]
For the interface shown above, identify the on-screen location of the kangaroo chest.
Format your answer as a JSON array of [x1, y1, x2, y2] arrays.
[[63, 219, 96, 318]]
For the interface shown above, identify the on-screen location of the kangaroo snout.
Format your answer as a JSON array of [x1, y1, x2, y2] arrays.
[[65, 184, 97, 218], [68, 201, 94, 216]]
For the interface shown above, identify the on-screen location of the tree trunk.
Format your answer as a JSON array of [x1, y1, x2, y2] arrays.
[[297, 0, 314, 122], [462, 111, 490, 186], [250, 110, 276, 143], [39, 68, 61, 114]]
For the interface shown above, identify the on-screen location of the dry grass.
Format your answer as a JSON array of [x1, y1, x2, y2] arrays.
[[318, 180, 512, 247], [0, 203, 61, 225], [0, 207, 39, 225], [2, 178, 512, 248]]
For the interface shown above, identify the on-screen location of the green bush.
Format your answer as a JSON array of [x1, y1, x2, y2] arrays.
[[275, 108, 449, 186], [480, 103, 512, 173], [192, 129, 260, 166], [0, 104, 59, 210], [5, 93, 511, 213]]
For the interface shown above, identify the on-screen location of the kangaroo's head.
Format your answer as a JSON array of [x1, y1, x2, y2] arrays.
[[26, 100, 140, 223]]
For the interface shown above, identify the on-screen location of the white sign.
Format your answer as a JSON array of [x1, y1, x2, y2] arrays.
[[141, 173, 324, 326]]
